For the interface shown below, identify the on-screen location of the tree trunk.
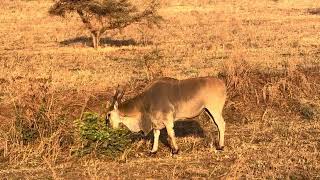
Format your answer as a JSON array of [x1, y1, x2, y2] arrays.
[[96, 32, 101, 48], [92, 33, 97, 48], [91, 31, 101, 49]]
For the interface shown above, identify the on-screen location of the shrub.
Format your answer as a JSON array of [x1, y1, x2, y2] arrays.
[[74, 112, 133, 157]]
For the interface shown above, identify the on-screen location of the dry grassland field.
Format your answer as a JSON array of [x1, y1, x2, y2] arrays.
[[0, 0, 320, 179]]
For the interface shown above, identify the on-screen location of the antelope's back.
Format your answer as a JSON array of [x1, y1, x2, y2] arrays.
[[141, 77, 226, 115]]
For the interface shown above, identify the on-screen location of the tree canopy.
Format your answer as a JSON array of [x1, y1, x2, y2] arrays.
[[49, 0, 163, 48]]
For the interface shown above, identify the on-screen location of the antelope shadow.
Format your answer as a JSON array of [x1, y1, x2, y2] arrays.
[[143, 120, 206, 149]]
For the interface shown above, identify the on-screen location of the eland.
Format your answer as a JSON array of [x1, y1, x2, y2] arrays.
[[106, 77, 227, 154]]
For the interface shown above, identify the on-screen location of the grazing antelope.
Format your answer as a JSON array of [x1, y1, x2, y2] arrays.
[[106, 77, 227, 154]]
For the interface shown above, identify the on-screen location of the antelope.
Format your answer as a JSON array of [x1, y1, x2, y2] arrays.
[[106, 77, 227, 154]]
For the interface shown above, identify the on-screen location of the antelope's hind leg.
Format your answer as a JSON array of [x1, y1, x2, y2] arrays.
[[205, 108, 225, 150]]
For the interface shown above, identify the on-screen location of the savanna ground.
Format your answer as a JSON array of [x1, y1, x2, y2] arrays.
[[0, 0, 320, 179]]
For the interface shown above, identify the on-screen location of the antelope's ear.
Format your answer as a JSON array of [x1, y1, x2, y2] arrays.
[[106, 101, 111, 108], [106, 101, 111, 111], [114, 101, 118, 110], [113, 85, 120, 97], [117, 88, 125, 102]]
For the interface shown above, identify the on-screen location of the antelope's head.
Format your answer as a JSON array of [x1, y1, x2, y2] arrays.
[[106, 85, 125, 129]]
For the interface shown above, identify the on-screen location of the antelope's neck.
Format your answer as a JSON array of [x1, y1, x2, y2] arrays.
[[118, 104, 141, 119], [117, 94, 144, 132], [119, 113, 141, 133], [118, 95, 142, 116]]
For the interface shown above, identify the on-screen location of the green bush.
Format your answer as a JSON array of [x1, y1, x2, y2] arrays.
[[74, 112, 133, 157]]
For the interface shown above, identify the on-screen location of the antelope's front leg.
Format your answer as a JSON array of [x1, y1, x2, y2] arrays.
[[165, 122, 179, 154], [150, 129, 160, 154]]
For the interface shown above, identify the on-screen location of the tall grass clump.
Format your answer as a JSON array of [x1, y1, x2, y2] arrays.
[[1, 79, 72, 166], [221, 57, 320, 120]]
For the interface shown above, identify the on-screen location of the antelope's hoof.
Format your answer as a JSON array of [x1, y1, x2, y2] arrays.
[[149, 151, 157, 156], [216, 146, 224, 151], [171, 148, 180, 155]]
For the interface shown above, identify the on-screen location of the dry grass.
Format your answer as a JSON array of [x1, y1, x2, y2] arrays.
[[0, 0, 320, 179]]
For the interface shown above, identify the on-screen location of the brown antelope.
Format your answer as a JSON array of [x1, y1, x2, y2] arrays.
[[106, 77, 227, 154]]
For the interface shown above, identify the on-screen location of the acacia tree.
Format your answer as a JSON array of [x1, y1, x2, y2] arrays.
[[49, 0, 162, 48]]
